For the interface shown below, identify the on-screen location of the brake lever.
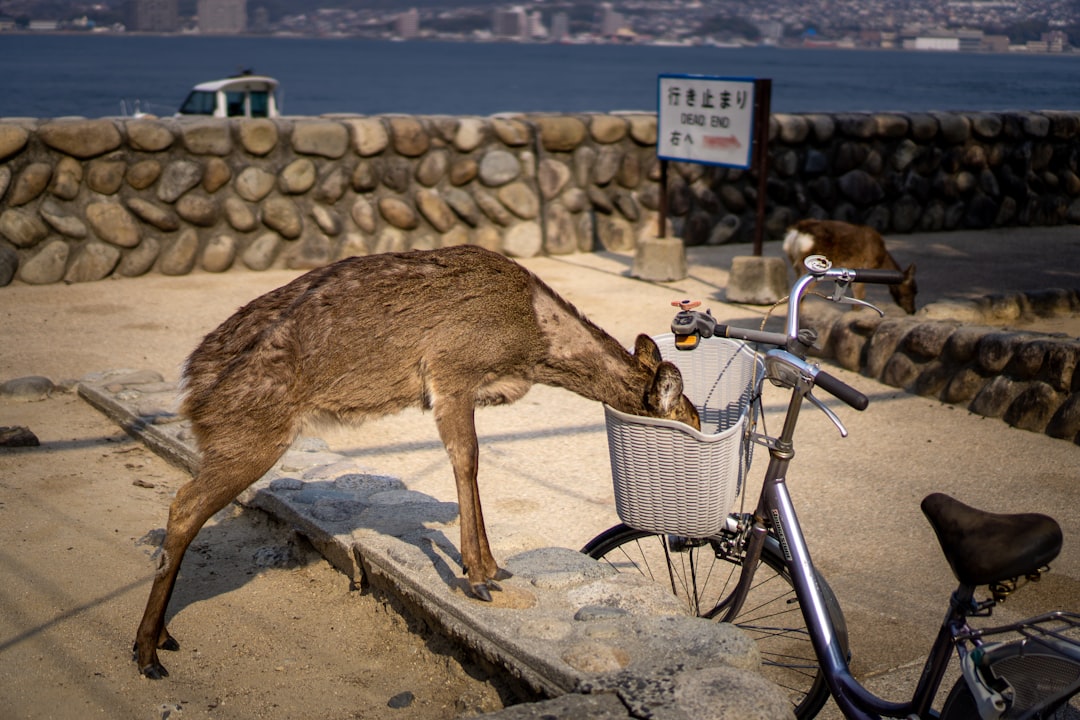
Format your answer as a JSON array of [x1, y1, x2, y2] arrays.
[[830, 278, 885, 317], [806, 391, 848, 438]]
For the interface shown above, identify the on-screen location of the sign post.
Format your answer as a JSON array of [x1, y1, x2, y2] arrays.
[[651, 74, 787, 303]]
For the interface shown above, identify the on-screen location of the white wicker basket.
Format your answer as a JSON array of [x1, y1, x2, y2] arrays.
[[605, 334, 763, 537]]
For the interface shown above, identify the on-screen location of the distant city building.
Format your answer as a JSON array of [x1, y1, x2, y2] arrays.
[[550, 11, 569, 42], [396, 8, 420, 39], [132, 0, 179, 33], [598, 2, 625, 36], [492, 6, 527, 39], [198, 0, 246, 34], [527, 11, 547, 39], [250, 6, 269, 33]]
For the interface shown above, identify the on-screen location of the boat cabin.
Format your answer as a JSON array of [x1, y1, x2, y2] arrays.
[[177, 74, 280, 119]]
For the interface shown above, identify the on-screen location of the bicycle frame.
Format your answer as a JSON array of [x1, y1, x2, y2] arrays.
[[723, 371, 960, 718]]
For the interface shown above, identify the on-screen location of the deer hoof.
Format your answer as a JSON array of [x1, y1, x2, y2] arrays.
[[159, 636, 180, 652], [139, 661, 169, 679], [470, 582, 493, 602]]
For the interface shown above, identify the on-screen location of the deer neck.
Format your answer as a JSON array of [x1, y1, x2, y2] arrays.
[[528, 284, 644, 411]]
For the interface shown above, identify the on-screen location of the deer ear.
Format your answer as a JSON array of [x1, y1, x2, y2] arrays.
[[904, 263, 916, 280], [646, 362, 685, 416], [633, 334, 663, 371]]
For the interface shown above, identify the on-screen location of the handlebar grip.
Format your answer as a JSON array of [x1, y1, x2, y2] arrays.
[[814, 370, 869, 411], [851, 268, 906, 285], [714, 324, 789, 347]]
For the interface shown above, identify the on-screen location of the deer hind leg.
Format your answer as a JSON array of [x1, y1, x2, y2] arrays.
[[433, 396, 501, 601], [133, 425, 295, 678]]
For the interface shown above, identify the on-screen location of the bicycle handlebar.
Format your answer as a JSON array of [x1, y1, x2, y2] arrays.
[[671, 256, 894, 411], [814, 369, 869, 411]]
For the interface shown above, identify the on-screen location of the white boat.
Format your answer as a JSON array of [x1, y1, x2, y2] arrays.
[[176, 72, 281, 119]]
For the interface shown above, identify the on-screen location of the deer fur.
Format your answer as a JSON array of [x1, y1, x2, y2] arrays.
[[134, 244, 700, 679], [783, 219, 918, 314]]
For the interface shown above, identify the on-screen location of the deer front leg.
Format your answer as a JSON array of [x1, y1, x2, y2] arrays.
[[433, 397, 501, 601]]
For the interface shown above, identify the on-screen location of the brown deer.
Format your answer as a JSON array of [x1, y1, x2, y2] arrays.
[[783, 219, 918, 314], [134, 244, 700, 679]]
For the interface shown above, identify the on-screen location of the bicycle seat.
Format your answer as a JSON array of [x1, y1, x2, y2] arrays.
[[921, 492, 1062, 587]]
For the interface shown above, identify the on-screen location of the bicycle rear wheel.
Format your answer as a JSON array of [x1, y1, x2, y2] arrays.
[[583, 523, 846, 720], [940, 644, 1080, 719]]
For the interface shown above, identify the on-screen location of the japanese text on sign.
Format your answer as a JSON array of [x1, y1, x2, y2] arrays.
[[657, 74, 756, 168]]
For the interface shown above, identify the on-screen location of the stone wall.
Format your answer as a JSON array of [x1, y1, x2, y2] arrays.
[[806, 289, 1080, 446], [1, 109, 1079, 286]]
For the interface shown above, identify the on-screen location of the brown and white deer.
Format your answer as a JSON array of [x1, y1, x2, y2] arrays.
[[134, 244, 700, 679], [783, 219, 918, 314]]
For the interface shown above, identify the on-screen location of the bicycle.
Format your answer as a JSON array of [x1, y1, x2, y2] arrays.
[[583, 255, 1080, 719]]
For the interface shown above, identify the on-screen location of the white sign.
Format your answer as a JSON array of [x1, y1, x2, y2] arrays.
[[657, 74, 756, 169]]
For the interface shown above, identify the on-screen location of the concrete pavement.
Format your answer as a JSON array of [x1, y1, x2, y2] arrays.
[[76, 225, 1080, 718]]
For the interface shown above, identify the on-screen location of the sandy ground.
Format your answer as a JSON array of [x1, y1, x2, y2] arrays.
[[0, 267, 527, 720], [2, 230, 1079, 720]]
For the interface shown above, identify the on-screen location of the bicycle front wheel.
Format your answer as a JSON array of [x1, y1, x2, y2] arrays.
[[583, 523, 846, 720]]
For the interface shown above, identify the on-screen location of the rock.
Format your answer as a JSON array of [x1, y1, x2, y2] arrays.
[[202, 234, 237, 272], [86, 202, 141, 248], [262, 197, 303, 239], [497, 182, 539, 220], [626, 114, 657, 145], [381, 157, 411, 193], [537, 159, 571, 200], [176, 193, 219, 227], [159, 227, 200, 276], [343, 117, 389, 157], [350, 197, 377, 234], [279, 158, 317, 194], [590, 115, 627, 144], [593, 145, 622, 186], [118, 235, 160, 277], [315, 167, 349, 204], [0, 124, 30, 159], [126, 159, 162, 190], [242, 232, 281, 271], [48, 156, 82, 199], [179, 120, 232, 155], [157, 160, 203, 203], [453, 117, 487, 152], [449, 157, 478, 186], [38, 119, 122, 158], [86, 158, 126, 195], [415, 149, 448, 187], [221, 197, 257, 232], [236, 166, 276, 202], [40, 201, 88, 238], [443, 188, 480, 227], [0, 245, 17, 286], [415, 189, 456, 232], [291, 120, 348, 158], [10, 162, 52, 206], [0, 426, 39, 446], [201, 157, 231, 193], [309, 205, 341, 236], [0, 208, 49, 248], [491, 117, 530, 146], [534, 116, 587, 152], [502, 222, 542, 258], [125, 119, 174, 152], [478, 150, 521, 187], [1, 376, 54, 401], [388, 116, 429, 157], [19, 239, 69, 284], [64, 241, 121, 283], [474, 189, 513, 226], [378, 197, 419, 230], [237, 118, 278, 156]]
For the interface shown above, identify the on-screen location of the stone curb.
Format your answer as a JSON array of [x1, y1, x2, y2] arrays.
[[76, 371, 794, 720], [803, 287, 1080, 444]]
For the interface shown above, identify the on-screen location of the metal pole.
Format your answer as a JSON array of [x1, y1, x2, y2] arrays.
[[752, 78, 772, 257], [658, 159, 668, 239]]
